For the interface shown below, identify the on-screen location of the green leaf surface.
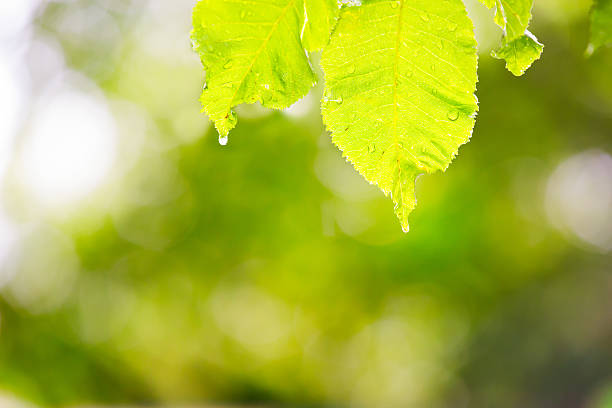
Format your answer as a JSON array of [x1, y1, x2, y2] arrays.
[[478, 0, 541, 76], [479, 0, 534, 41], [588, 0, 612, 55], [320, 0, 478, 231], [491, 30, 543, 76], [303, 0, 340, 52], [191, 0, 316, 137]]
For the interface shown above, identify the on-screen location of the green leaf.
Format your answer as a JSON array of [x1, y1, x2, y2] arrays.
[[320, 0, 478, 232], [491, 30, 543, 76], [302, 0, 340, 52], [479, 0, 534, 41], [191, 0, 316, 137], [587, 0, 612, 55], [478, 0, 541, 75]]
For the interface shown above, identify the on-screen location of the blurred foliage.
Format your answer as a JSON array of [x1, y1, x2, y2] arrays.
[[0, 1, 612, 407]]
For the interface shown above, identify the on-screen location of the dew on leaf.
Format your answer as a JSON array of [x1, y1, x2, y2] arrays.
[[391, 1, 399, 8], [447, 109, 459, 121], [224, 61, 233, 69]]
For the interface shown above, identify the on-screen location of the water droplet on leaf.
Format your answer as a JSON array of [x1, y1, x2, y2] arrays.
[[447, 109, 459, 121]]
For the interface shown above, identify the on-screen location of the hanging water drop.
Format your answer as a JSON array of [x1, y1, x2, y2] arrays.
[[218, 134, 229, 146]]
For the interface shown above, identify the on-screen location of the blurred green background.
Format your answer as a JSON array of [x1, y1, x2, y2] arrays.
[[1, 0, 612, 407]]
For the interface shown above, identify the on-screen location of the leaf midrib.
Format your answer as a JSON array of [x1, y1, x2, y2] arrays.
[[225, 0, 297, 116], [391, 0, 423, 175]]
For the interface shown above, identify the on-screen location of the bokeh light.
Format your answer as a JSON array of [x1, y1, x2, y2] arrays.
[[17, 86, 117, 207], [546, 150, 612, 252]]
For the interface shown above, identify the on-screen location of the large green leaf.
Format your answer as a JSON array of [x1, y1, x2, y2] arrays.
[[588, 0, 612, 55], [303, 0, 340, 52], [479, 0, 541, 75], [191, 0, 316, 138], [320, 0, 478, 231]]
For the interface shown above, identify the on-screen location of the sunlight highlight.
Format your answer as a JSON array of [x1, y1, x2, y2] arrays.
[[19, 89, 117, 206]]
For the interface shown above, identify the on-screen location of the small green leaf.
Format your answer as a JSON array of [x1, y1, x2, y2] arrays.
[[587, 0, 612, 55], [478, 0, 541, 75], [302, 0, 340, 52], [321, 0, 478, 232], [191, 0, 316, 137], [492, 30, 543, 76], [479, 0, 534, 41]]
